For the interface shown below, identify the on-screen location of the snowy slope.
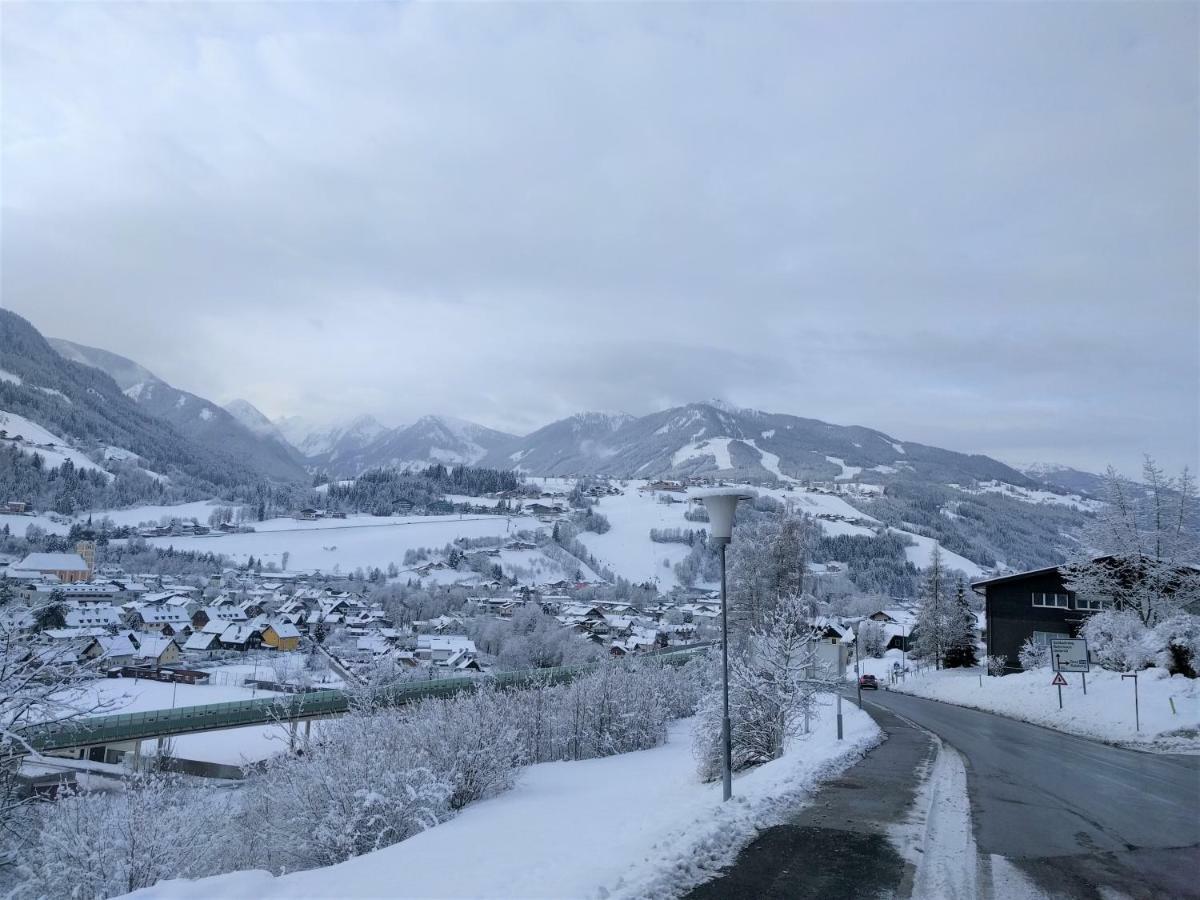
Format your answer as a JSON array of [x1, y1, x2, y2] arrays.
[[123, 704, 880, 900], [0, 410, 109, 477]]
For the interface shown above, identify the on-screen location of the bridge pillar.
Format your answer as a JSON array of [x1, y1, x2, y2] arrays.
[[132, 739, 142, 772], [289, 720, 298, 751], [305, 719, 311, 739]]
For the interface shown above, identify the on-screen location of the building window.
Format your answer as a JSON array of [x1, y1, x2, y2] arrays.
[[1075, 597, 1114, 612], [1032, 631, 1062, 646], [1031, 592, 1069, 609]]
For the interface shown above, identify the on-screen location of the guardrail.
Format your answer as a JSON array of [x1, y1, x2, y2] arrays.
[[25, 642, 713, 752]]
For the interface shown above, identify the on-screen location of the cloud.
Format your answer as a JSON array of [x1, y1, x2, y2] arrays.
[[2, 2, 1196, 474]]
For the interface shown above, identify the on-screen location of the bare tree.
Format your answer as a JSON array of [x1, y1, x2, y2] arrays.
[[1064, 457, 1199, 627]]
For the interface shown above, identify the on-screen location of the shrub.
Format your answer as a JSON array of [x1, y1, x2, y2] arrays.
[[1017, 637, 1051, 671], [1080, 610, 1154, 672]]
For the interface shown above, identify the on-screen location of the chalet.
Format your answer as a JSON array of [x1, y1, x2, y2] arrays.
[[218, 623, 264, 651], [3, 500, 28, 514], [261, 621, 301, 652], [525, 503, 565, 517], [82, 633, 138, 667], [641, 481, 686, 493], [191, 606, 249, 629], [64, 606, 122, 630], [182, 631, 220, 653], [415, 635, 477, 667], [127, 608, 190, 637], [131, 636, 181, 669]]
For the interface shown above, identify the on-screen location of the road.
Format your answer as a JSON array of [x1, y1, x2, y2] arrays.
[[684, 689, 1200, 899]]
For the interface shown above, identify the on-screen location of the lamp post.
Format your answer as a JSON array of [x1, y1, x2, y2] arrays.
[[696, 488, 756, 802]]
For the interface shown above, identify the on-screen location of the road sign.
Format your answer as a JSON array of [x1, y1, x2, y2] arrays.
[[1051, 672, 1068, 687], [1051, 638, 1090, 673]]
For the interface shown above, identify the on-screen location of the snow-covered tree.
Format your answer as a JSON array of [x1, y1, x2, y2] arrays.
[[696, 595, 831, 780], [912, 544, 949, 668], [1064, 457, 1199, 627], [0, 609, 114, 837], [856, 619, 887, 658], [1151, 613, 1200, 677], [942, 576, 978, 668], [21, 774, 229, 899], [1080, 610, 1153, 672]]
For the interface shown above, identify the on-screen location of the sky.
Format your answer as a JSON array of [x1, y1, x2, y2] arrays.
[[2, 2, 1197, 476]]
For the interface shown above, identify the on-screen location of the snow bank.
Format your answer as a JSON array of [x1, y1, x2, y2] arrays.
[[889, 665, 1199, 752], [122, 702, 880, 900]]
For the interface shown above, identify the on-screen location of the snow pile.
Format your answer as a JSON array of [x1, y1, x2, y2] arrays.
[[890, 665, 1199, 752], [122, 703, 880, 900]]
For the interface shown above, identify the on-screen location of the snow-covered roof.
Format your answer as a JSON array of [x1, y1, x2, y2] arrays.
[[268, 620, 300, 639], [133, 636, 175, 660], [17, 552, 89, 573]]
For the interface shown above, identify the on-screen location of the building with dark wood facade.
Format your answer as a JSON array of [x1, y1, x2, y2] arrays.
[[972, 565, 1112, 672]]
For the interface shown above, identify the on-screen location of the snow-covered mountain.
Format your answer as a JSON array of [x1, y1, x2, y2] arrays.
[[478, 401, 1035, 488], [48, 338, 307, 482], [322, 415, 516, 474], [225, 398, 285, 440], [274, 413, 388, 465], [1016, 462, 1108, 498]]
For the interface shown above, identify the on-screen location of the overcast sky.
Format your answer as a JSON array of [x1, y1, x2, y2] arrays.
[[3, 2, 1197, 475]]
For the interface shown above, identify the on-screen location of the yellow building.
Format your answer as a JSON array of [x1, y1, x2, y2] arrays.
[[262, 622, 301, 652]]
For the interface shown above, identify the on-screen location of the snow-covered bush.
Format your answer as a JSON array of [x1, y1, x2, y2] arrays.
[[20, 775, 229, 900], [1017, 637, 1051, 671], [695, 596, 831, 781], [1150, 613, 1200, 677], [1080, 610, 1154, 672], [986, 654, 1008, 676], [405, 685, 525, 810], [240, 709, 451, 871]]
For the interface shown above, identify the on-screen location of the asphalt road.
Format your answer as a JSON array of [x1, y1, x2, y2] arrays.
[[867, 689, 1200, 899], [684, 689, 1200, 900]]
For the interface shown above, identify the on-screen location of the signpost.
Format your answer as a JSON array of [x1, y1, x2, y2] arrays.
[[1051, 671, 1068, 708], [1122, 671, 1140, 731], [1051, 638, 1090, 695]]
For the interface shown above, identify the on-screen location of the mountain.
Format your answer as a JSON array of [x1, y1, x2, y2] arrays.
[[478, 401, 1036, 487], [48, 338, 307, 482], [319, 415, 517, 475], [1018, 462, 1108, 498], [225, 398, 285, 440], [275, 414, 388, 465], [0, 309, 281, 504]]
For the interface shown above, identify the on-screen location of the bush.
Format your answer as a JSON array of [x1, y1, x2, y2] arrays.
[[986, 654, 1008, 676], [1151, 613, 1200, 678], [1080, 610, 1154, 672], [1017, 637, 1051, 671]]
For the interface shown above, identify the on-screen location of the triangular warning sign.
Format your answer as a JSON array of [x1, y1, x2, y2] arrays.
[[1051, 672, 1068, 686]]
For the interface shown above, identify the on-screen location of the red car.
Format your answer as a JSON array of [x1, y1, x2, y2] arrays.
[[858, 674, 878, 690]]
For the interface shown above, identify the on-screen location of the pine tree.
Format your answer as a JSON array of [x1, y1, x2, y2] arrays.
[[913, 544, 948, 668], [942, 575, 978, 668]]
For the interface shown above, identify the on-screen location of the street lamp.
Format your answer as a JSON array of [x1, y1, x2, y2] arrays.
[[696, 487, 756, 802]]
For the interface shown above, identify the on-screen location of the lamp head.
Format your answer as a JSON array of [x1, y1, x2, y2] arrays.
[[694, 488, 757, 543]]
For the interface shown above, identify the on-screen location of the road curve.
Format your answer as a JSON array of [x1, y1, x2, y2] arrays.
[[866, 689, 1200, 898]]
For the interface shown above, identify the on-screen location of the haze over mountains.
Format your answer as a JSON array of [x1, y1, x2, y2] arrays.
[[0, 308, 1104, 500]]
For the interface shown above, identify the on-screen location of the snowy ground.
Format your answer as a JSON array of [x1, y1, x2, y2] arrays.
[[0, 410, 109, 476], [132, 514, 532, 574], [578, 488, 697, 590], [151, 722, 297, 767], [123, 700, 880, 900], [881, 660, 1199, 753]]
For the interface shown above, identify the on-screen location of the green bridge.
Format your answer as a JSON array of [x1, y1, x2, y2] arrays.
[[26, 644, 711, 753]]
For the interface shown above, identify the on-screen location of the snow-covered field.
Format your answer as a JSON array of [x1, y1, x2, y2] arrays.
[[578, 488, 697, 590], [885, 663, 1199, 753], [135, 514, 532, 574], [123, 701, 880, 900]]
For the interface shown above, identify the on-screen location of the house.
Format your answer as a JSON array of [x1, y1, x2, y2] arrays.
[[65, 606, 122, 629], [416, 635, 477, 666], [127, 608, 191, 637], [218, 623, 264, 651], [191, 606, 248, 629], [3, 500, 28, 514], [82, 633, 138, 667], [182, 631, 220, 654], [13, 552, 91, 583], [261, 621, 301, 652], [973, 564, 1116, 672], [131, 635, 181, 669]]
